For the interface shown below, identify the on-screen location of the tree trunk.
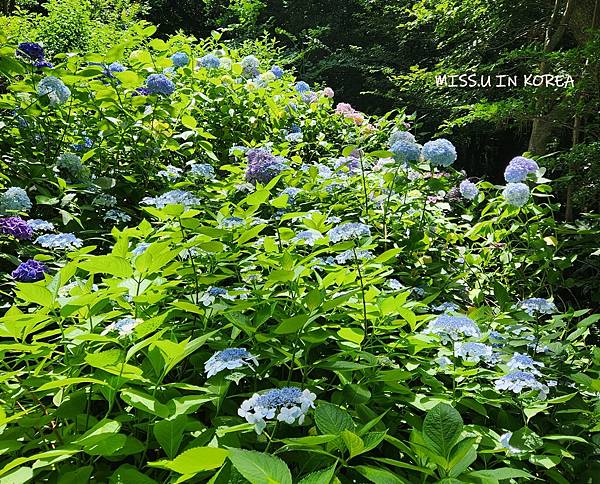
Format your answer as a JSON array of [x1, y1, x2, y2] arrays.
[[528, 117, 554, 154]]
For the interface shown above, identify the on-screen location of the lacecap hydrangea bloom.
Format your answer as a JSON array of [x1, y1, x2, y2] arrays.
[[502, 183, 530, 207], [454, 342, 494, 363], [518, 297, 557, 316], [198, 54, 221, 69], [0, 216, 33, 240], [245, 148, 288, 184], [507, 353, 544, 375], [238, 387, 317, 434], [170, 52, 190, 68], [292, 229, 324, 246], [104, 209, 131, 224], [101, 317, 141, 337], [0, 187, 32, 213], [157, 165, 182, 182], [189, 163, 215, 180], [36, 76, 70, 105], [422, 138, 457, 167], [336, 249, 374, 264], [220, 216, 245, 229], [495, 370, 550, 399], [459, 180, 479, 200], [432, 302, 459, 313], [328, 222, 371, 243], [199, 286, 236, 306], [27, 219, 54, 232], [204, 348, 258, 378], [423, 314, 481, 344], [504, 156, 539, 182], [92, 194, 117, 208], [35, 233, 83, 250], [141, 190, 200, 209], [12, 259, 48, 282], [145, 74, 176, 96]]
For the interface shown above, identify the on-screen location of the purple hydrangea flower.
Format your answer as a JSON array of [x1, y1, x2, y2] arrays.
[[17, 42, 45, 62], [245, 148, 287, 184], [133, 87, 150, 96], [0, 216, 34, 240], [504, 156, 539, 183], [12, 259, 48, 282]]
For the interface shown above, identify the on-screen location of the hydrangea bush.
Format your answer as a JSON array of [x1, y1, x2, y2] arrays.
[[0, 29, 599, 483]]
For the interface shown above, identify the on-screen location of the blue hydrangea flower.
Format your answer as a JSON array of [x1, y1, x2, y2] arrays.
[[271, 65, 284, 78], [157, 165, 182, 182], [504, 156, 538, 182], [171, 52, 190, 68], [132, 242, 151, 255], [518, 298, 557, 316], [189, 163, 215, 179], [104, 209, 131, 224], [280, 187, 301, 204], [292, 229, 324, 246], [336, 249, 374, 264], [507, 353, 544, 375], [0, 216, 33, 240], [495, 371, 550, 399], [333, 156, 360, 173], [285, 131, 303, 143], [459, 180, 478, 200], [422, 138, 457, 167], [35, 233, 83, 250], [0, 187, 32, 213], [199, 286, 236, 306], [432, 302, 459, 313], [328, 222, 371, 243], [423, 314, 481, 344], [502, 183, 530, 207], [17, 42, 45, 62], [92, 194, 117, 208], [245, 148, 288, 184], [295, 81, 310, 93], [301, 91, 317, 103], [108, 62, 127, 73], [387, 278, 405, 291], [198, 54, 221, 69], [454, 342, 493, 363], [238, 387, 317, 434], [133, 87, 150, 96], [141, 190, 200, 209], [390, 139, 422, 163], [388, 130, 417, 146], [101, 317, 141, 337], [241, 55, 260, 70], [27, 219, 54, 232], [36, 76, 71, 105], [145, 74, 176, 96], [12, 259, 48, 282], [220, 217, 245, 229], [204, 348, 258, 378]]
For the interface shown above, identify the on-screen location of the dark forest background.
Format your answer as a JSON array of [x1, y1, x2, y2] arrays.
[[2, 0, 600, 218]]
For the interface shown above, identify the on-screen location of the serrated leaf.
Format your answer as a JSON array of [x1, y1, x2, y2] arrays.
[[314, 402, 354, 435], [227, 448, 292, 484], [422, 403, 463, 458]]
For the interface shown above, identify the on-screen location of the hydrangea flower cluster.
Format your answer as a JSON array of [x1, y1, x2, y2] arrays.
[[157, 165, 182, 181], [328, 222, 371, 243], [0, 187, 32, 213], [56, 153, 88, 180], [27, 219, 54, 232], [101, 317, 141, 337], [108, 62, 126, 73], [92, 194, 117, 208], [454, 342, 494, 363], [294, 81, 310, 93], [17, 42, 52, 68], [220, 216, 245, 229], [423, 314, 482, 344], [502, 183, 530, 207], [198, 53, 220, 69], [459, 180, 479, 200], [292, 229, 324, 246], [238, 387, 317, 434], [11, 259, 48, 282], [204, 348, 258, 378], [189, 163, 215, 179], [271, 65, 284, 78], [390, 139, 422, 163], [518, 297, 557, 316], [335, 103, 366, 125], [35, 233, 83, 250], [280, 187, 301, 204], [245, 148, 288, 184], [388, 130, 416, 146], [422, 139, 457, 167], [199, 286, 236, 306], [36, 76, 71, 105], [145, 74, 176, 96], [495, 371, 550, 399], [104, 209, 131, 224], [336, 248, 374, 264], [0, 216, 33, 240], [141, 190, 200, 209], [504, 156, 539, 182], [170, 52, 190, 68], [432, 302, 459, 313], [507, 353, 544, 375]]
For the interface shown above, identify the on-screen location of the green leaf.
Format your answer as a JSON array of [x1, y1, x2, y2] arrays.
[[120, 388, 169, 418], [274, 314, 309, 334], [422, 403, 463, 458], [341, 430, 364, 459], [228, 448, 292, 484], [109, 464, 158, 484], [153, 415, 188, 459], [297, 464, 336, 484], [181, 115, 197, 129], [149, 446, 228, 475], [314, 402, 354, 435], [74, 419, 121, 447], [0, 467, 34, 484], [467, 468, 534, 480], [79, 255, 132, 278], [510, 427, 543, 452], [15, 283, 53, 307], [354, 465, 407, 484]]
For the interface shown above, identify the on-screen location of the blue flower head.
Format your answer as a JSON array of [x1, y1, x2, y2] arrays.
[[189, 163, 216, 179], [502, 183, 530, 207], [390, 139, 421, 163], [171, 52, 190, 68], [199, 54, 221, 69], [0, 187, 32, 213], [145, 74, 176, 96], [423, 314, 481, 344], [504, 156, 539, 182], [328, 222, 371, 243], [204, 348, 258, 378], [35, 233, 83, 250], [295, 81, 310, 93], [241, 55, 260, 70], [0, 216, 33, 240], [422, 138, 457, 167], [388, 130, 416, 146], [459, 180, 478, 200], [17, 42, 45, 62], [245, 148, 288, 184], [36, 76, 71, 105], [271, 65, 284, 78], [108, 62, 127, 73], [141, 190, 200, 209]]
